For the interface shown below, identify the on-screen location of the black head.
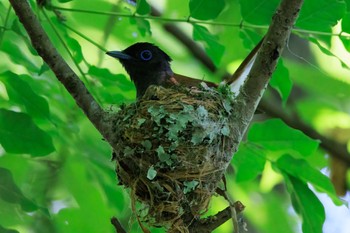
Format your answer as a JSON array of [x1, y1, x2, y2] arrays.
[[106, 42, 174, 98]]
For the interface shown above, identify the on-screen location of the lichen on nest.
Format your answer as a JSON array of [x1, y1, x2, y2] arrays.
[[110, 83, 237, 231]]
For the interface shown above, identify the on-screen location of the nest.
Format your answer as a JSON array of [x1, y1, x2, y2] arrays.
[[110, 84, 236, 232]]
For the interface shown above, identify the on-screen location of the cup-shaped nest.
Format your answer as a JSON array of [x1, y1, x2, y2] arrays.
[[110, 84, 236, 231]]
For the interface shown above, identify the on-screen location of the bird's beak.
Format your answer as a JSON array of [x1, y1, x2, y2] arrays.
[[106, 51, 132, 60]]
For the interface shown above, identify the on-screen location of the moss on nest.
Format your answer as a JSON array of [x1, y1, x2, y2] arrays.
[[110, 84, 236, 232]]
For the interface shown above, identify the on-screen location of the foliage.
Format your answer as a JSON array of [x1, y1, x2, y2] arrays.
[[0, 0, 349, 233]]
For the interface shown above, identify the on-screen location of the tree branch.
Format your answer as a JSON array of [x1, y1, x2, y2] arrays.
[[237, 0, 303, 126], [152, 2, 350, 166], [9, 0, 112, 143], [111, 217, 127, 233]]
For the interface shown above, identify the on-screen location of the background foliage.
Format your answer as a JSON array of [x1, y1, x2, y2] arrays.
[[1, 0, 350, 232]]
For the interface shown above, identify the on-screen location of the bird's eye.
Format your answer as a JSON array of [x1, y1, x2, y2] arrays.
[[140, 50, 152, 61]]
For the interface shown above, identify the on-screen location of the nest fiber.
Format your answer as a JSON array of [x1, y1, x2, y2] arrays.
[[111, 85, 236, 231]]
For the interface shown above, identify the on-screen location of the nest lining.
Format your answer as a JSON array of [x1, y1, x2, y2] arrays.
[[110, 84, 236, 231]]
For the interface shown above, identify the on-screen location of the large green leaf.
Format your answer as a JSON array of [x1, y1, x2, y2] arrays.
[[232, 142, 266, 182], [285, 175, 325, 233], [248, 119, 320, 157], [0, 109, 55, 156], [0, 167, 38, 212], [189, 0, 225, 20], [0, 71, 50, 119], [297, 0, 346, 32], [276, 154, 343, 206], [192, 24, 224, 66]]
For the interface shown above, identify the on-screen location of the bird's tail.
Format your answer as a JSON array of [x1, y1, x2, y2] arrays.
[[225, 37, 264, 94]]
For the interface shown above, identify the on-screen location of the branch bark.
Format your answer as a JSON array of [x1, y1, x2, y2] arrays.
[[9, 0, 112, 143]]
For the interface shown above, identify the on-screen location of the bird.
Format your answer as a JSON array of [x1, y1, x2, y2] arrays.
[[106, 39, 263, 99]]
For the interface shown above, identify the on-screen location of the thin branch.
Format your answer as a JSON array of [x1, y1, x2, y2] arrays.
[[150, 4, 350, 168], [111, 217, 127, 233], [238, 0, 304, 118], [260, 97, 350, 165], [9, 0, 112, 143], [150, 7, 217, 73], [188, 201, 245, 233], [50, 5, 349, 38]]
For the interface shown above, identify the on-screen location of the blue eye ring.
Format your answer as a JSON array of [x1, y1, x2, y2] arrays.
[[140, 50, 152, 61]]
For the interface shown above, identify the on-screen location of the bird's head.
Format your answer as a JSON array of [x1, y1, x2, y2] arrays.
[[106, 42, 174, 98]]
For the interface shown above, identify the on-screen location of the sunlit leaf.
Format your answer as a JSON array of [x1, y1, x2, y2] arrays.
[[0, 109, 55, 156], [297, 0, 346, 32], [232, 142, 266, 182], [0, 71, 50, 119], [309, 37, 349, 69], [248, 119, 320, 157], [276, 154, 343, 206]]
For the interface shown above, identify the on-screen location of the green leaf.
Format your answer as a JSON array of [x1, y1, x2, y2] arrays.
[[1, 38, 39, 73], [141, 140, 152, 151], [0, 71, 50, 119], [11, 19, 38, 56], [192, 24, 224, 66], [0, 109, 55, 156], [189, 0, 225, 20], [0, 167, 39, 212], [156, 146, 172, 165], [147, 166, 157, 180], [88, 66, 133, 90], [276, 154, 342, 206], [66, 36, 83, 64], [308, 37, 349, 69], [183, 180, 199, 194], [136, 0, 151, 15], [129, 18, 151, 37], [270, 59, 292, 104], [239, 0, 279, 25], [297, 0, 346, 32], [0, 225, 20, 233], [232, 143, 266, 182], [248, 119, 319, 157], [284, 175, 325, 233]]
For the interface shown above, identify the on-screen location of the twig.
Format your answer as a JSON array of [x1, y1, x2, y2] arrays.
[[111, 217, 127, 233], [154, 6, 350, 166], [188, 201, 245, 233], [150, 7, 217, 73]]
